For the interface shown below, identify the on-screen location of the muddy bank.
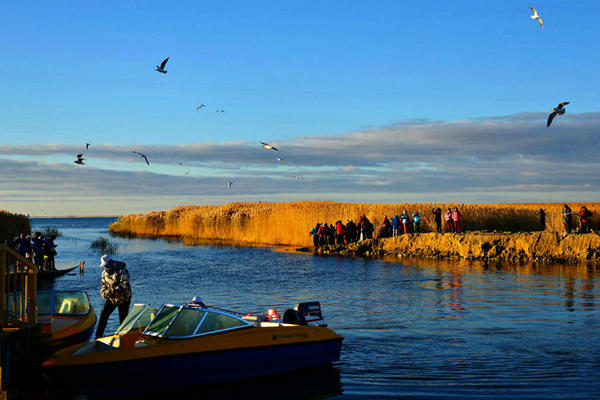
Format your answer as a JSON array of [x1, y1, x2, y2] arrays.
[[305, 232, 600, 263]]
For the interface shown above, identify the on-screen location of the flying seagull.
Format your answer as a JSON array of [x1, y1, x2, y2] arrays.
[[519, 153, 526, 159], [529, 5, 543, 28], [547, 102, 570, 127], [260, 141, 279, 151], [184, 170, 190, 175], [86, 143, 90, 150], [156, 57, 169, 74], [132, 151, 150, 165], [177, 161, 183, 166], [227, 180, 233, 189], [196, 105, 205, 110], [216, 109, 225, 113], [74, 154, 85, 165], [276, 157, 284, 162]]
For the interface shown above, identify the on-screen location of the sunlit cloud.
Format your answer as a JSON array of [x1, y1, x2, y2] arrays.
[[2, 112, 600, 215]]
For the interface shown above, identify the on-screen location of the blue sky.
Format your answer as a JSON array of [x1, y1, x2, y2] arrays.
[[1, 1, 599, 215]]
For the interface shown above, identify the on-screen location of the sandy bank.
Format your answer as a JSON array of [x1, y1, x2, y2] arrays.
[[310, 232, 600, 263]]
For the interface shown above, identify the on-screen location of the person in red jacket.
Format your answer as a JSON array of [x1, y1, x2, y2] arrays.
[[579, 206, 592, 233], [335, 220, 345, 244], [452, 207, 462, 233]]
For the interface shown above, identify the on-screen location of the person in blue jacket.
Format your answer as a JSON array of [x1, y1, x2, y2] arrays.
[[412, 211, 422, 233], [392, 215, 400, 237]]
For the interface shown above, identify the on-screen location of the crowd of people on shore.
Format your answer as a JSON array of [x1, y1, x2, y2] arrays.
[[12, 232, 58, 270], [310, 208, 464, 247], [311, 205, 595, 248]]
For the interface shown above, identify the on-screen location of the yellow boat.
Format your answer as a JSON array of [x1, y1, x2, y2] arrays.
[[43, 301, 343, 396], [37, 290, 97, 350]]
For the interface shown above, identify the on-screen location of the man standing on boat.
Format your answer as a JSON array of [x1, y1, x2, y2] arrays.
[[95, 254, 132, 338]]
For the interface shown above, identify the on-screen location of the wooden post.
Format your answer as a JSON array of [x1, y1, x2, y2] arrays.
[[0, 246, 5, 329], [19, 264, 25, 321]]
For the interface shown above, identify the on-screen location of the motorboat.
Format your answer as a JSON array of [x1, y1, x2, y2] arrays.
[[37, 290, 97, 349], [43, 301, 343, 396]]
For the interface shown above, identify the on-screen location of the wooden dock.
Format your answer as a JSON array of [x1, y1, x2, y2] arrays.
[[0, 244, 39, 399]]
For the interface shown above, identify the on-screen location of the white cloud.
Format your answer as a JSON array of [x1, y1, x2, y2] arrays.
[[1, 112, 600, 215]]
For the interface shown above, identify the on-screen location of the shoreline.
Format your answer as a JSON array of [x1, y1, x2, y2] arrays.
[[113, 229, 600, 264], [306, 231, 600, 264]]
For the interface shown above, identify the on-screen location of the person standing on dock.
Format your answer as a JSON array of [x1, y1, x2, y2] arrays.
[[32, 232, 45, 268], [96, 254, 132, 339]]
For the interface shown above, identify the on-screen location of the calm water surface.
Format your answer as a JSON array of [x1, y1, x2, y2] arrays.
[[29, 218, 600, 399]]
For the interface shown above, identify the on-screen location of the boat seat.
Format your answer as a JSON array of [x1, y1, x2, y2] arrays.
[[58, 299, 83, 314]]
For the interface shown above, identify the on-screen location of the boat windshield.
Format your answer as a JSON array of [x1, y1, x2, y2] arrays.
[[143, 306, 253, 338], [10, 290, 90, 316], [143, 305, 180, 336], [115, 304, 158, 334]]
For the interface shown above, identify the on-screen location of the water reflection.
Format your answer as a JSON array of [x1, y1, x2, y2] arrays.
[[33, 365, 342, 400]]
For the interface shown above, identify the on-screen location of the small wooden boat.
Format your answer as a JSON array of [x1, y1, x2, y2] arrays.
[[43, 301, 342, 396], [37, 266, 78, 279]]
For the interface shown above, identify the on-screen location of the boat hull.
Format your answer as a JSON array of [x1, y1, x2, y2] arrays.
[[45, 336, 342, 396]]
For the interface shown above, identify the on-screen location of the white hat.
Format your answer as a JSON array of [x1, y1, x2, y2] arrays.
[[100, 254, 112, 267]]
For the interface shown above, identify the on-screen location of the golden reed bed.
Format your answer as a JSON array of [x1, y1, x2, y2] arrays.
[[109, 201, 600, 248]]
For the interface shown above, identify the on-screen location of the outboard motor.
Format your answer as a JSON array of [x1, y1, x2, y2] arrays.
[[294, 301, 326, 326], [282, 309, 307, 325]]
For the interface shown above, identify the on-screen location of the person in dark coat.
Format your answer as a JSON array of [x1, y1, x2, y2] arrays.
[[345, 220, 356, 244], [310, 223, 321, 247], [432, 208, 442, 233], [561, 205, 572, 234]]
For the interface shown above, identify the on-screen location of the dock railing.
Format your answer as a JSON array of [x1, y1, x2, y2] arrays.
[[0, 244, 38, 330]]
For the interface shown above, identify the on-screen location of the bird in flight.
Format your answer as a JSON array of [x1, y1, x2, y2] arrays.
[[260, 141, 279, 151], [276, 157, 284, 162], [177, 161, 183, 166], [292, 175, 303, 180], [547, 102, 570, 127], [216, 109, 225, 113], [184, 170, 190, 175], [519, 154, 526, 159], [132, 151, 150, 165], [227, 180, 233, 189], [529, 5, 543, 28], [197, 105, 205, 110], [86, 143, 90, 150], [156, 57, 169, 74], [74, 154, 85, 165]]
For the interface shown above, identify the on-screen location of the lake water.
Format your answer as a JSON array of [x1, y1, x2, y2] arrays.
[[28, 218, 600, 399]]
